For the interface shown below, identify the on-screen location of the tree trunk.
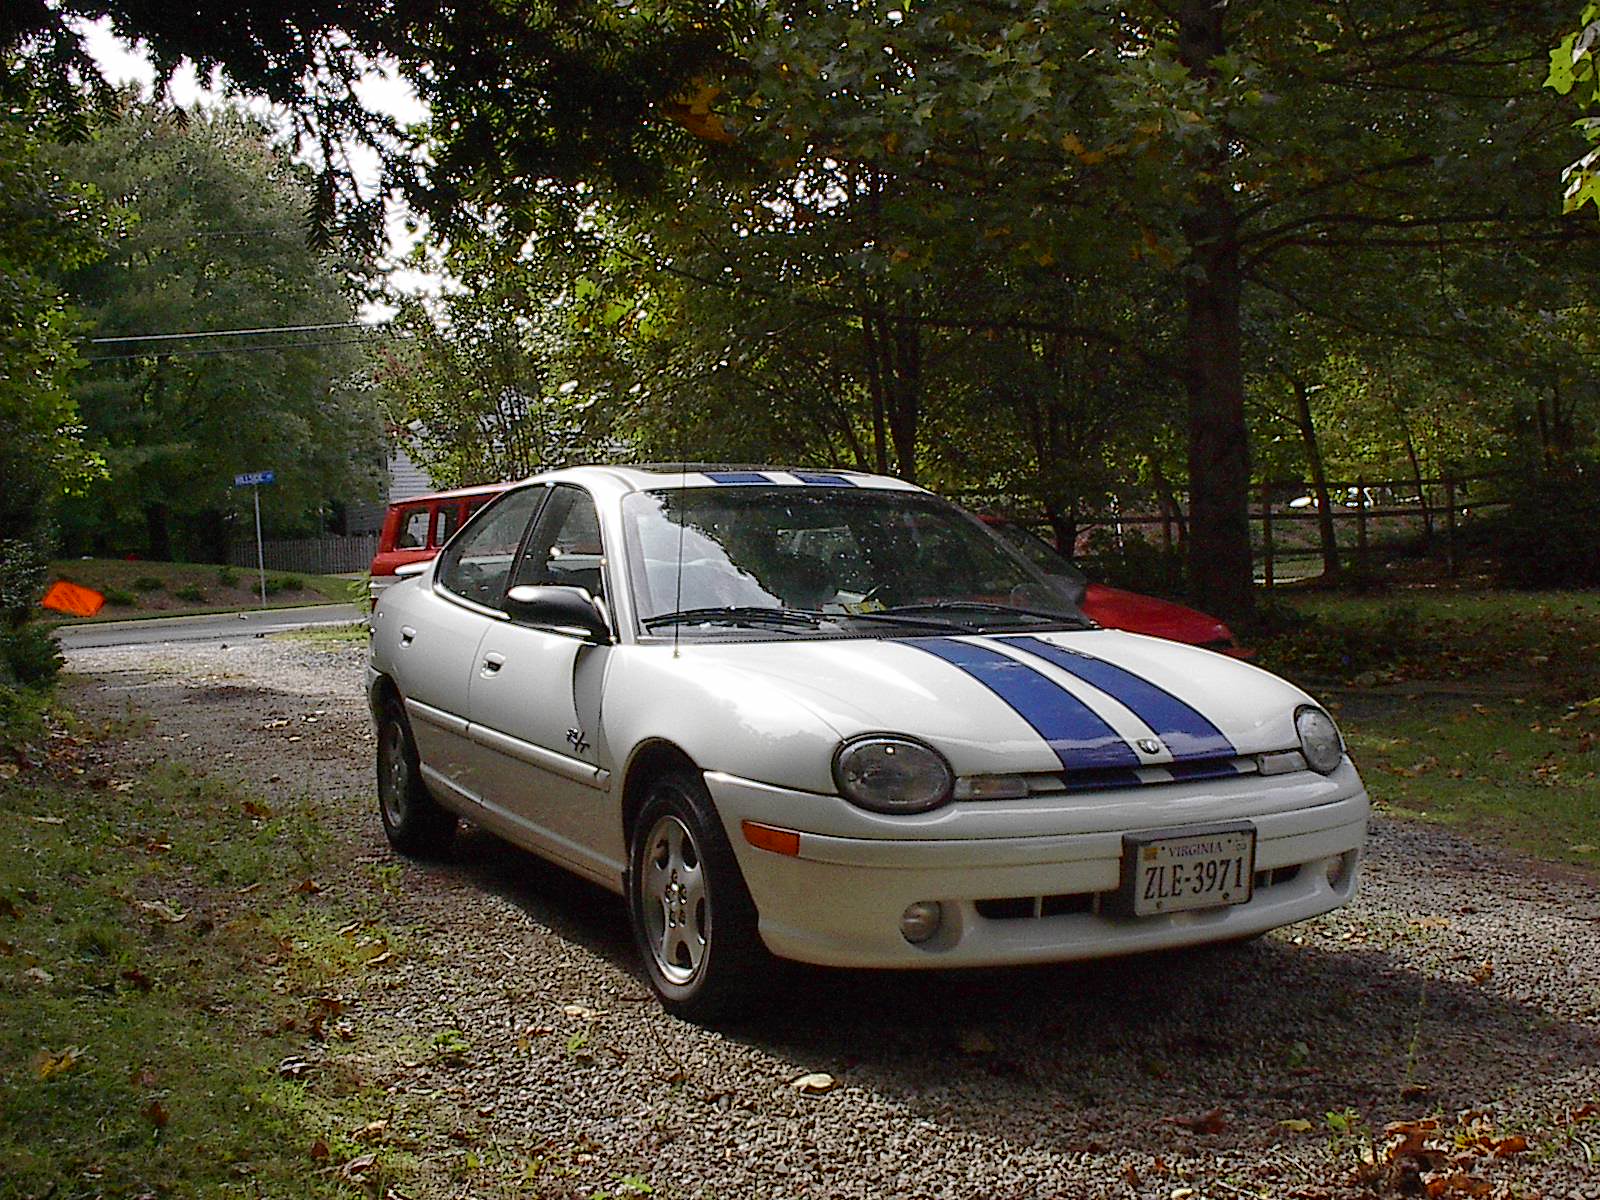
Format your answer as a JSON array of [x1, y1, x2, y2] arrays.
[[1291, 378, 1340, 579], [1178, 0, 1254, 620]]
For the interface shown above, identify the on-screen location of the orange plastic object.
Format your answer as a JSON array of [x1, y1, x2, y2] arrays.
[[40, 580, 106, 618]]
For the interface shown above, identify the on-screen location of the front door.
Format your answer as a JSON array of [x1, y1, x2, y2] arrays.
[[467, 484, 619, 883]]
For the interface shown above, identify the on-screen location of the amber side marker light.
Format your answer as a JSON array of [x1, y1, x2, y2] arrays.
[[741, 821, 801, 857]]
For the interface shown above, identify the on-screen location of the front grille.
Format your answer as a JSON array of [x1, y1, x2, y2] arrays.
[[1056, 754, 1258, 793], [972, 862, 1304, 922]]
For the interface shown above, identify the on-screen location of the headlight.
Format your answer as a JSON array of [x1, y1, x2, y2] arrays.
[[1295, 706, 1343, 775], [833, 736, 953, 814]]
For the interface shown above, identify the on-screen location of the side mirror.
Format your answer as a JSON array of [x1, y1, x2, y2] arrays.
[[394, 561, 429, 579], [504, 585, 612, 643]]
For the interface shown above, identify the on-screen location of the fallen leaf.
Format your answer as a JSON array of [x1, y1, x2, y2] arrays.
[[131, 1065, 158, 1089], [1569, 843, 1598, 854], [1164, 1106, 1228, 1135], [23, 967, 53, 985], [341, 1152, 377, 1179], [35, 1046, 84, 1079], [1469, 960, 1494, 984], [562, 1003, 599, 1020], [0, 763, 16, 780], [277, 1056, 312, 1078], [309, 1139, 330, 1161], [1492, 1134, 1529, 1156], [121, 968, 153, 991], [791, 1072, 837, 1095], [292, 878, 320, 895], [29, 815, 65, 826], [142, 1099, 169, 1128], [1171, 1188, 1196, 1200], [242, 801, 273, 819], [1279, 1118, 1314, 1132], [1122, 1163, 1140, 1188], [133, 899, 186, 923], [364, 950, 393, 967], [354, 1119, 389, 1142]]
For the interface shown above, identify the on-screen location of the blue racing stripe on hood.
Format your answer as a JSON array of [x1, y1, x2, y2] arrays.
[[907, 638, 1139, 770], [1000, 636, 1235, 760]]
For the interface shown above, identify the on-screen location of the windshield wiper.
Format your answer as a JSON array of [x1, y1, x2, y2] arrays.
[[878, 601, 1094, 628], [642, 605, 823, 631]]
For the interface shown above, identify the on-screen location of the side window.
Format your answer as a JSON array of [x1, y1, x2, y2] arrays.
[[436, 487, 545, 609], [394, 506, 430, 550], [434, 503, 463, 547], [510, 485, 607, 601]]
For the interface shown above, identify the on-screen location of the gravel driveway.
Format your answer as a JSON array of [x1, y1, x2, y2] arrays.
[[65, 638, 1600, 1200]]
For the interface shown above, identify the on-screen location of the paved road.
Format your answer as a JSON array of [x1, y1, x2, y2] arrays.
[[53, 603, 364, 649]]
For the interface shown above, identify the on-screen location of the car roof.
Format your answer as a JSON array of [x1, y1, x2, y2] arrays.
[[388, 482, 510, 506], [570, 463, 926, 493]]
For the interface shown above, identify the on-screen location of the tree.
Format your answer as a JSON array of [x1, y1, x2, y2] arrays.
[[0, 73, 106, 632], [52, 100, 385, 561]]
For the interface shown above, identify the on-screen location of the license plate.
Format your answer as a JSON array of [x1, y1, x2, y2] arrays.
[[1120, 823, 1256, 917]]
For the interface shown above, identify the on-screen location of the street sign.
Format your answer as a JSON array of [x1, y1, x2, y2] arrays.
[[233, 469, 276, 606]]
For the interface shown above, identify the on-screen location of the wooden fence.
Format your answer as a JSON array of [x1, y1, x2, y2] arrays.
[[1044, 472, 1513, 587], [227, 533, 378, 576]]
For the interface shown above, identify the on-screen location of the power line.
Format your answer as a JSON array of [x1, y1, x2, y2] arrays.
[[89, 320, 386, 345], [82, 334, 399, 362]]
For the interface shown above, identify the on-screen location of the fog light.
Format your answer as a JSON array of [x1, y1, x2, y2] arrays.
[[900, 901, 943, 944], [1325, 851, 1356, 889]]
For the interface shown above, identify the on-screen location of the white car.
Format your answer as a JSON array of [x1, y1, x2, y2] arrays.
[[367, 465, 1367, 1020]]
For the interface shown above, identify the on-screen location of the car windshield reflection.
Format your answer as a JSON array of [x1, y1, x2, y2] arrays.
[[621, 486, 1088, 637]]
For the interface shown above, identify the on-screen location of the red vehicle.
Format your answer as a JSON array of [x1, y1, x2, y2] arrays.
[[369, 483, 507, 606], [981, 517, 1247, 656]]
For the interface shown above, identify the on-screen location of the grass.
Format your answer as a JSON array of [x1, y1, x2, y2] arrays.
[[46, 559, 356, 621], [1253, 589, 1600, 869], [276, 623, 371, 646], [0, 720, 401, 1198]]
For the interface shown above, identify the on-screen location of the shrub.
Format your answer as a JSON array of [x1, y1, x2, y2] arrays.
[[132, 576, 164, 592], [174, 585, 206, 603], [104, 588, 137, 607], [0, 623, 62, 688], [215, 566, 239, 588], [1490, 469, 1600, 589], [262, 575, 304, 596]]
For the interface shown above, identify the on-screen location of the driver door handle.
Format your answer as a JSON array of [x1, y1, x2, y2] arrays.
[[481, 652, 506, 675]]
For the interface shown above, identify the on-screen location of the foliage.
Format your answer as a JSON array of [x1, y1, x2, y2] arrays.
[[1485, 468, 1600, 588], [378, 227, 623, 486], [1546, 4, 1600, 213], [50, 99, 386, 562]]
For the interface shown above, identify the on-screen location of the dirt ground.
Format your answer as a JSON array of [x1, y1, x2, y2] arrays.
[[62, 637, 1600, 1200]]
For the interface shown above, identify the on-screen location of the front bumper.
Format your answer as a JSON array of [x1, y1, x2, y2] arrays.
[[706, 764, 1368, 968]]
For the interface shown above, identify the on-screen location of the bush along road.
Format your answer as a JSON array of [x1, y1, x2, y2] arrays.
[[2, 634, 1596, 1200]]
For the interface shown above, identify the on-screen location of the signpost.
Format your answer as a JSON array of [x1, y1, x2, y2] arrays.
[[233, 470, 277, 607]]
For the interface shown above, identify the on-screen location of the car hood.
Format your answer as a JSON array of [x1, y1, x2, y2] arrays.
[[682, 629, 1314, 778], [1079, 583, 1236, 648]]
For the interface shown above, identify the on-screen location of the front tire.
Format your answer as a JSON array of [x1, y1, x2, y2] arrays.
[[376, 699, 456, 856], [627, 770, 770, 1023]]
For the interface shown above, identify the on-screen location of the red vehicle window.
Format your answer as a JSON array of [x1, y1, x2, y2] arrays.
[[394, 506, 430, 550], [434, 502, 464, 547]]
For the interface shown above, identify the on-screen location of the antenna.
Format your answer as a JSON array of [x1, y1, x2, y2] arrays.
[[673, 445, 687, 660]]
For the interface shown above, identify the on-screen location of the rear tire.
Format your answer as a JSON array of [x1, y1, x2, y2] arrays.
[[627, 770, 771, 1023], [376, 699, 456, 857]]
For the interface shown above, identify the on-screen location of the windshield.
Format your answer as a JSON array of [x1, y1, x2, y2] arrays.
[[620, 486, 1088, 637]]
